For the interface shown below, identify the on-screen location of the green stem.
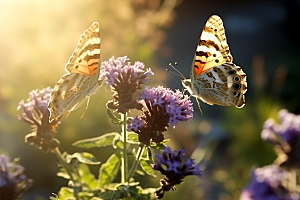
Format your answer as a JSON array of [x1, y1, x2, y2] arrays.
[[53, 148, 79, 199], [121, 113, 128, 184], [127, 145, 145, 182]]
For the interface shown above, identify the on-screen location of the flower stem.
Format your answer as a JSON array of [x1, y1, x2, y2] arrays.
[[53, 147, 79, 199], [121, 113, 128, 184], [127, 144, 145, 182]]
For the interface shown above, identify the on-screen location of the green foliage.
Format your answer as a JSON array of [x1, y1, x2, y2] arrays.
[[99, 153, 121, 186], [139, 159, 156, 177], [150, 139, 170, 150], [73, 132, 119, 149], [110, 184, 156, 200], [67, 152, 101, 165], [106, 109, 123, 125]]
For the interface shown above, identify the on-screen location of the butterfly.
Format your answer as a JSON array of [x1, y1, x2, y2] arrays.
[[48, 22, 103, 122], [181, 15, 247, 114]]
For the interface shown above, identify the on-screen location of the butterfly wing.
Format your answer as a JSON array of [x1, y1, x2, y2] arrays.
[[182, 15, 247, 111], [191, 15, 232, 80], [66, 22, 101, 78], [48, 22, 101, 122], [193, 63, 247, 108]]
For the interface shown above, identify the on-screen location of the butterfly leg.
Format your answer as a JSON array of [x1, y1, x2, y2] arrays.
[[80, 96, 90, 119], [196, 98, 203, 115]]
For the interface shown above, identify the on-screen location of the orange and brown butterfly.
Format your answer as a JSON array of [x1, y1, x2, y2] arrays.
[[181, 15, 247, 114], [48, 22, 103, 122]]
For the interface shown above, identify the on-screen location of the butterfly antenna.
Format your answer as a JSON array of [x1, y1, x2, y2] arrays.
[[168, 62, 186, 79], [196, 98, 203, 115]]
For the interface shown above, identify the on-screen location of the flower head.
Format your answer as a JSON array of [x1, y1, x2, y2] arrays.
[[150, 147, 201, 199], [100, 56, 154, 113], [0, 154, 33, 200], [17, 87, 61, 152], [261, 109, 300, 169], [127, 86, 193, 145], [240, 165, 299, 200]]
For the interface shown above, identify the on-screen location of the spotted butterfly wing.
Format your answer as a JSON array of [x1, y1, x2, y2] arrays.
[[181, 15, 247, 112], [48, 22, 102, 122]]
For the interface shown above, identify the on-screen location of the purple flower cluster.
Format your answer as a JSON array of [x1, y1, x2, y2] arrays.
[[127, 116, 145, 132], [240, 165, 299, 200], [100, 56, 153, 87], [100, 56, 154, 113], [0, 154, 32, 200], [261, 109, 300, 169], [127, 86, 193, 145], [139, 86, 193, 127], [151, 147, 201, 199], [17, 87, 60, 152]]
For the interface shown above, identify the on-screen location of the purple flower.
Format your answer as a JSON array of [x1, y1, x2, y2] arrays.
[[0, 154, 33, 200], [127, 117, 145, 132], [127, 86, 193, 145], [150, 147, 201, 199], [240, 165, 299, 200], [100, 56, 154, 114], [261, 109, 300, 169], [17, 87, 60, 152]]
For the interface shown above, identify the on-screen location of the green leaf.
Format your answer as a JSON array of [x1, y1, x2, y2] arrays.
[[73, 132, 118, 149], [57, 171, 70, 179], [112, 134, 123, 149], [106, 109, 122, 125], [57, 187, 76, 200], [150, 139, 170, 150], [106, 108, 121, 121], [78, 164, 98, 190], [127, 132, 139, 144], [69, 152, 100, 165], [139, 159, 155, 177], [99, 153, 121, 186]]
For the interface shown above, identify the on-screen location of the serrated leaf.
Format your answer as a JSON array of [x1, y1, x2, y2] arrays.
[[71, 152, 100, 165], [73, 132, 118, 149], [99, 153, 121, 186], [139, 159, 155, 177], [78, 164, 98, 189]]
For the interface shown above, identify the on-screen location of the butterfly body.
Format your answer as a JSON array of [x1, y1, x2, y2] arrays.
[[182, 15, 247, 110], [48, 22, 102, 122]]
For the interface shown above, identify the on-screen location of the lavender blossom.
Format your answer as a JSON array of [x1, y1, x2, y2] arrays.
[[0, 154, 32, 200], [17, 87, 60, 152], [261, 109, 300, 169], [150, 147, 201, 199], [240, 165, 299, 200], [100, 56, 154, 113], [127, 86, 193, 145]]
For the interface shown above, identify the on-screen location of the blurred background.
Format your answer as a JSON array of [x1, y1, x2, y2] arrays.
[[1, 0, 300, 199]]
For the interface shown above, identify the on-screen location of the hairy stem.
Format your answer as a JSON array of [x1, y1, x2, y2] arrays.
[[121, 113, 128, 184], [127, 144, 145, 181], [53, 147, 79, 199]]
